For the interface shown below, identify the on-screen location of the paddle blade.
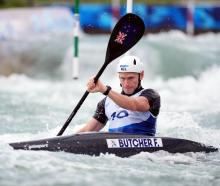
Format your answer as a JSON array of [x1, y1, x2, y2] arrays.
[[105, 13, 145, 64]]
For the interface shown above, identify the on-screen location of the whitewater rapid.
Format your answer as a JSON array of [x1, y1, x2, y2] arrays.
[[0, 29, 220, 186]]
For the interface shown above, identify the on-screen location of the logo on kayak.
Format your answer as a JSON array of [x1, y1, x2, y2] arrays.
[[28, 143, 48, 150], [115, 31, 127, 44], [106, 138, 163, 148]]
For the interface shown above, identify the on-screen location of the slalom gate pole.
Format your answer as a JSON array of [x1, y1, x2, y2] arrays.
[[73, 0, 80, 79], [126, 0, 133, 55], [111, 0, 120, 30], [127, 0, 133, 13], [186, 0, 195, 35]]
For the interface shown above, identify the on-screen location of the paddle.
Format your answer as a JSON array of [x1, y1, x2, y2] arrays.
[[57, 13, 145, 136]]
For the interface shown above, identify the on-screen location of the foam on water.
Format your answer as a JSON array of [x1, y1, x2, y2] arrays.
[[1, 29, 220, 186], [142, 31, 220, 79]]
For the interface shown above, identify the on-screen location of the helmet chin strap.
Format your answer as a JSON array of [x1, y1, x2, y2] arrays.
[[121, 74, 143, 96]]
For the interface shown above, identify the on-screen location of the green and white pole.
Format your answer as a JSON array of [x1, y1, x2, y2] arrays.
[[73, 0, 80, 79]]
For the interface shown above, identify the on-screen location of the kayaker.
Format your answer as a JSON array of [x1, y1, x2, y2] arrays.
[[77, 55, 160, 136]]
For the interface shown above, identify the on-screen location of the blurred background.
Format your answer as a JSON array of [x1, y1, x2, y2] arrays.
[[1, 3, 220, 185], [0, 0, 220, 78]]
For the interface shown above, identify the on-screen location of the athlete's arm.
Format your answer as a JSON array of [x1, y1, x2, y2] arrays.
[[107, 89, 149, 112], [76, 118, 104, 133], [87, 78, 149, 112], [76, 98, 107, 133]]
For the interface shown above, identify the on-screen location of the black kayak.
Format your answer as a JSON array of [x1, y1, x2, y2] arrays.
[[9, 132, 218, 157]]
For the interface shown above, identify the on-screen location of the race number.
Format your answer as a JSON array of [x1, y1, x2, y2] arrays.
[[111, 110, 129, 120]]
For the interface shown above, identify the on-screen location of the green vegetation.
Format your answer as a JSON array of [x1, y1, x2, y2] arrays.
[[0, 0, 185, 9], [0, 0, 214, 9], [0, 0, 32, 8]]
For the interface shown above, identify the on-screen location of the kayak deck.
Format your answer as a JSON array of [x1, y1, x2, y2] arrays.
[[9, 132, 218, 157]]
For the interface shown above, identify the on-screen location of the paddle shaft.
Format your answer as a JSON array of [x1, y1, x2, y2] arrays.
[[57, 62, 108, 136]]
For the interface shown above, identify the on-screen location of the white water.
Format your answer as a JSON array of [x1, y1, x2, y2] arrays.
[[0, 28, 220, 185]]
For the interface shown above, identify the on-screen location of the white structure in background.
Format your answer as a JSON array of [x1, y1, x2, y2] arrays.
[[0, 7, 73, 40], [111, 0, 133, 30], [126, 0, 133, 55], [111, 0, 120, 30], [186, 0, 195, 35], [126, 0, 133, 13]]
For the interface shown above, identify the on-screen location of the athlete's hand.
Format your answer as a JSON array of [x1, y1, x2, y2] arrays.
[[87, 77, 106, 94]]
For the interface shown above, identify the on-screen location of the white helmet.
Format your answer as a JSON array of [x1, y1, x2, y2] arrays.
[[117, 55, 144, 73]]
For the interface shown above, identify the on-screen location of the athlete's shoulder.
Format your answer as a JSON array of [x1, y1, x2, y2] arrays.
[[140, 88, 160, 116], [140, 88, 160, 98]]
